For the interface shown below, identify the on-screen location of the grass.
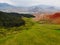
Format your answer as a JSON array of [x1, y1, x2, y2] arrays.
[[0, 23, 60, 45]]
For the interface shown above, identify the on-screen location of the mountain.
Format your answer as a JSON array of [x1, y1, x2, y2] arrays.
[[28, 5, 60, 13], [0, 3, 15, 8], [0, 3, 29, 13], [0, 3, 60, 13]]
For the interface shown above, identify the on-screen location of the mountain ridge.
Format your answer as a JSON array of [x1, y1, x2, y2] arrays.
[[0, 3, 60, 13]]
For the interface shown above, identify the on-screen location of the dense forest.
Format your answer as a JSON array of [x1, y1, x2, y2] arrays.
[[0, 11, 35, 27]]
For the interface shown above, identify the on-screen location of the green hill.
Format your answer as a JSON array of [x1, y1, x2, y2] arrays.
[[0, 11, 60, 45]]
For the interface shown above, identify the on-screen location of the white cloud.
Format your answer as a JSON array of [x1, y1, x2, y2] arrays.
[[0, 0, 13, 5], [0, 0, 60, 7], [0, 0, 9, 3]]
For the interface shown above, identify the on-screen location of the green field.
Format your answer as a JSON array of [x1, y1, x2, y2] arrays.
[[0, 23, 60, 45], [0, 11, 60, 45]]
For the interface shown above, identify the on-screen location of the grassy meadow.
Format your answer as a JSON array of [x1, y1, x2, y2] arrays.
[[0, 18, 60, 45]]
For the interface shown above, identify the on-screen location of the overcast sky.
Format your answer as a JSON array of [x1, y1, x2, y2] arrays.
[[0, 0, 60, 7]]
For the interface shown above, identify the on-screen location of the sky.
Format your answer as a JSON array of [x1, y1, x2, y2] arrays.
[[0, 0, 60, 7]]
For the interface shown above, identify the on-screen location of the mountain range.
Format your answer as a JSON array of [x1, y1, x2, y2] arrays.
[[0, 3, 60, 14]]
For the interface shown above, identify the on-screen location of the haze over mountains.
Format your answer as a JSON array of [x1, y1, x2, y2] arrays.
[[0, 3, 60, 14]]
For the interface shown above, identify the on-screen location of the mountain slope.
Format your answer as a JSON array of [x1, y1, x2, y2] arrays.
[[0, 3, 60, 13], [0, 3, 15, 9], [28, 5, 60, 13], [0, 3, 29, 13]]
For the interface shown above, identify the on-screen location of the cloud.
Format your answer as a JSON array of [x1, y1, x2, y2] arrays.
[[0, 0, 13, 5], [0, 0, 60, 7]]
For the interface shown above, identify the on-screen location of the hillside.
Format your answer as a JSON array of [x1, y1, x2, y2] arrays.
[[49, 13, 60, 24], [0, 11, 60, 45], [33, 12, 60, 24], [0, 11, 25, 27], [0, 11, 34, 27]]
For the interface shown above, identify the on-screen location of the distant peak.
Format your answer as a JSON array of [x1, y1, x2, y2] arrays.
[[0, 3, 16, 7], [0, 3, 9, 5]]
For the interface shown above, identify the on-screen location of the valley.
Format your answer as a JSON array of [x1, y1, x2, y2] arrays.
[[0, 3, 60, 45], [0, 11, 60, 45]]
